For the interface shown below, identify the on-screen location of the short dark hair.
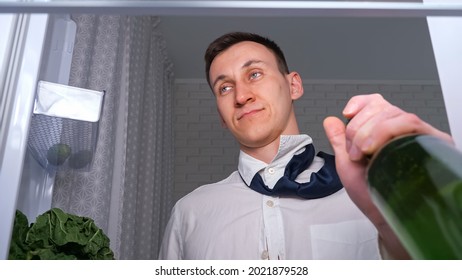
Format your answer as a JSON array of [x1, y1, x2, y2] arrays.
[[204, 32, 290, 87]]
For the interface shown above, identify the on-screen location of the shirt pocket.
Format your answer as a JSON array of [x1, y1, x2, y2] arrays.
[[310, 219, 381, 260]]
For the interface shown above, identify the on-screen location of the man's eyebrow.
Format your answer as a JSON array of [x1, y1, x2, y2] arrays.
[[212, 74, 226, 90], [242, 59, 263, 68], [211, 60, 264, 89]]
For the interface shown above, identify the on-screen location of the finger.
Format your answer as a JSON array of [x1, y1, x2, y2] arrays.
[[342, 93, 387, 147], [354, 112, 453, 156], [324, 116, 368, 186], [348, 104, 404, 160], [343, 93, 385, 118], [323, 116, 349, 164]]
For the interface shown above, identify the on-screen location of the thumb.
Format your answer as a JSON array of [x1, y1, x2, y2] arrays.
[[323, 116, 348, 161]]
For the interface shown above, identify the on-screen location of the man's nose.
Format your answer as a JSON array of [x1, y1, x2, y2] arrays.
[[235, 84, 255, 106]]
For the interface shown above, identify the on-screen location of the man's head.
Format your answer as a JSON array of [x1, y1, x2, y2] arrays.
[[204, 32, 304, 154], [205, 32, 290, 88]]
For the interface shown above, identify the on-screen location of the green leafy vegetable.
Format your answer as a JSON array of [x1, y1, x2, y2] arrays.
[[9, 208, 114, 260]]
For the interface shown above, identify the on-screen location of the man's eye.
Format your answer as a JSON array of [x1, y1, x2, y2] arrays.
[[220, 85, 232, 94], [250, 72, 261, 79]]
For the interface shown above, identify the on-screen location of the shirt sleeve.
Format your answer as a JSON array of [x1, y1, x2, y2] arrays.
[[158, 204, 183, 259]]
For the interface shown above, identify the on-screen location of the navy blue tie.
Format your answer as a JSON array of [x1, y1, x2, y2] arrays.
[[245, 144, 343, 199]]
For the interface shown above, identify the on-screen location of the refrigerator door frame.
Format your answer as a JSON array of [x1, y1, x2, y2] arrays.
[[0, 1, 461, 260], [0, 1, 462, 17], [0, 13, 49, 260]]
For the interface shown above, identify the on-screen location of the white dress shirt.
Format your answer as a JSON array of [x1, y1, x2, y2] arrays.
[[159, 135, 381, 260]]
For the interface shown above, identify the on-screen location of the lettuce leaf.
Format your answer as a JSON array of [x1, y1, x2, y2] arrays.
[[9, 208, 114, 260]]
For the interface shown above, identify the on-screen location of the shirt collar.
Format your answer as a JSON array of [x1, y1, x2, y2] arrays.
[[238, 134, 313, 186]]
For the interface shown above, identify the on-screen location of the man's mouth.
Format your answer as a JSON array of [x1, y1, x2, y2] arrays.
[[237, 108, 264, 120]]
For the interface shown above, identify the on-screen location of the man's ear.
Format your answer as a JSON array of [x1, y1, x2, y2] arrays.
[[288, 71, 304, 100]]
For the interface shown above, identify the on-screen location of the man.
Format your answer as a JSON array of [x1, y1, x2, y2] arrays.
[[159, 32, 453, 260]]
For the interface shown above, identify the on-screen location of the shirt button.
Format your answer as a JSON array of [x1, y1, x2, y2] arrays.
[[267, 168, 275, 174], [261, 250, 269, 260], [266, 200, 274, 207]]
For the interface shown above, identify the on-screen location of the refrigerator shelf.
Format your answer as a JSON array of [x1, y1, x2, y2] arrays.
[[27, 81, 104, 173], [27, 114, 99, 172]]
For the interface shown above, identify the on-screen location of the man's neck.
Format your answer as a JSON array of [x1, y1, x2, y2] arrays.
[[240, 140, 280, 164], [239, 118, 301, 163]]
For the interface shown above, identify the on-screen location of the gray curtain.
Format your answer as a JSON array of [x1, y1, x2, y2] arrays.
[[52, 15, 174, 260]]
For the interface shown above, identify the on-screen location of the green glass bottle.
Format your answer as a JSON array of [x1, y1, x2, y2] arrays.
[[367, 134, 462, 259]]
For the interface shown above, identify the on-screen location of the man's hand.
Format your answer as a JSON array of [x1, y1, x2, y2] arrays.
[[323, 93, 452, 259]]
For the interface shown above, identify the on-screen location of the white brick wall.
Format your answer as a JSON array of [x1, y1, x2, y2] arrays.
[[173, 79, 450, 202]]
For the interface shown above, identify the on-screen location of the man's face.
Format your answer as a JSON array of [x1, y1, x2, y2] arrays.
[[209, 41, 303, 150]]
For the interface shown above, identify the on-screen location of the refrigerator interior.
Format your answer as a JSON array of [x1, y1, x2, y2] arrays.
[[0, 14, 104, 259], [1, 1, 461, 261]]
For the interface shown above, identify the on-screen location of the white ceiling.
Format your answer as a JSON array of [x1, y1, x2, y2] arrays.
[[157, 14, 439, 81]]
